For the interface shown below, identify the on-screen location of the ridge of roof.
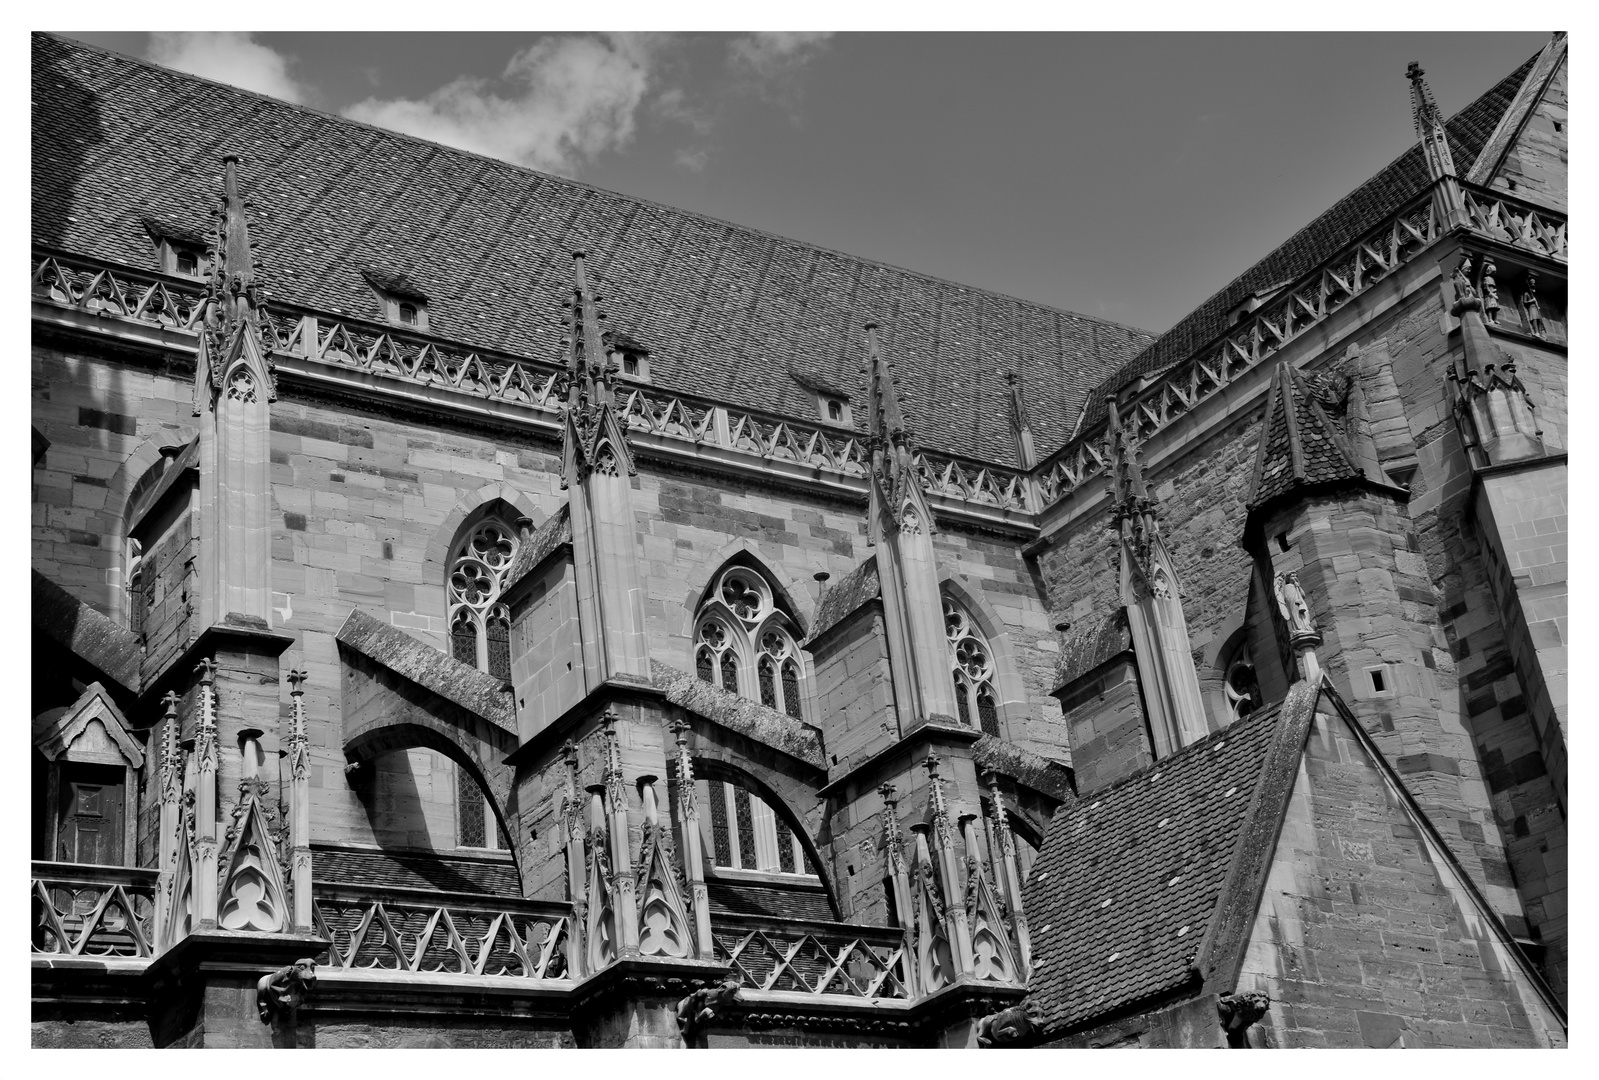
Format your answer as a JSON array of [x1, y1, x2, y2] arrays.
[[1065, 49, 1541, 447], [1466, 34, 1567, 187]]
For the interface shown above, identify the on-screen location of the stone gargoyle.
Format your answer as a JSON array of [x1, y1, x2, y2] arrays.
[[256, 957, 318, 1025]]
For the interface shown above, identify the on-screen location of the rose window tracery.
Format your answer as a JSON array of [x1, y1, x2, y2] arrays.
[[944, 596, 1001, 737], [694, 565, 806, 721]]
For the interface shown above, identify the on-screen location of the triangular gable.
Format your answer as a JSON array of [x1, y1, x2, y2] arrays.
[[1226, 682, 1566, 1047], [33, 681, 145, 768], [1466, 35, 1568, 199], [1020, 686, 1316, 1037]]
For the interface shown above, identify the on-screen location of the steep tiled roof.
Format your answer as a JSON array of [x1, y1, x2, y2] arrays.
[[32, 33, 1154, 468], [1021, 696, 1294, 1035], [313, 843, 520, 896], [1245, 362, 1375, 511], [1072, 51, 1539, 439]]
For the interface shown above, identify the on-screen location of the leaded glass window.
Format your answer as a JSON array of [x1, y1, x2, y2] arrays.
[[944, 595, 1001, 738], [702, 775, 814, 876], [445, 515, 521, 850], [692, 564, 807, 721]]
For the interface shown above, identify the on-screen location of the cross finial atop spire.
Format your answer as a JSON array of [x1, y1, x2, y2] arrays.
[[1406, 59, 1458, 181]]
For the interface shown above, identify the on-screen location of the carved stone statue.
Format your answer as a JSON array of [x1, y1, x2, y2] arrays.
[[1522, 272, 1547, 338], [1480, 258, 1501, 325], [1273, 572, 1317, 640], [975, 1002, 1035, 1047], [1216, 990, 1272, 1048], [676, 971, 742, 1040], [256, 957, 317, 1025], [1451, 254, 1476, 304]]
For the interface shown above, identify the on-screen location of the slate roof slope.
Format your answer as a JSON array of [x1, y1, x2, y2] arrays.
[[1245, 362, 1381, 511], [32, 33, 1154, 468], [1020, 696, 1292, 1035], [1071, 51, 1539, 440], [313, 843, 520, 897]]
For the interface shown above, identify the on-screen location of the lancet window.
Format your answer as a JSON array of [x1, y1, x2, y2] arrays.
[[944, 595, 1000, 737], [447, 518, 518, 683], [701, 775, 816, 877], [693, 565, 806, 721], [445, 514, 520, 850]]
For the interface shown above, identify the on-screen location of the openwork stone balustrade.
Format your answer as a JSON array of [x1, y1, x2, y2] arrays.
[[311, 884, 573, 981], [31, 178, 1565, 523], [712, 915, 912, 1001], [32, 861, 158, 960]]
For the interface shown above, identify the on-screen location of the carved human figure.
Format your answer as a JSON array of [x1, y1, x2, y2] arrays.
[[1274, 572, 1317, 639], [1522, 272, 1547, 338], [1480, 258, 1501, 325], [256, 957, 317, 1024], [1451, 254, 1476, 303]]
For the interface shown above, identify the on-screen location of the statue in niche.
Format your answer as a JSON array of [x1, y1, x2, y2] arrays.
[[1480, 258, 1502, 325], [1521, 272, 1548, 338], [256, 957, 317, 1025], [1451, 254, 1476, 303], [1274, 572, 1317, 640]]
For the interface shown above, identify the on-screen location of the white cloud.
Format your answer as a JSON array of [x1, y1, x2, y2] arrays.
[[727, 32, 834, 81], [148, 32, 310, 104], [344, 34, 661, 177]]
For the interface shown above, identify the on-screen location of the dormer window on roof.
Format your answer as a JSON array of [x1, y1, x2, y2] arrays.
[[142, 218, 211, 279], [603, 330, 651, 383], [362, 268, 430, 332]]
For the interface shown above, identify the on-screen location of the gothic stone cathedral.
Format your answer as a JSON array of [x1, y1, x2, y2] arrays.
[[30, 33, 1567, 1048]]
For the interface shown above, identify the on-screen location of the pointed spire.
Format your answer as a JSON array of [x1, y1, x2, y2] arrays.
[[1406, 61, 1468, 229], [1004, 369, 1037, 469], [211, 154, 261, 331], [1104, 394, 1151, 518], [865, 322, 911, 444], [561, 252, 634, 485], [863, 321, 936, 540]]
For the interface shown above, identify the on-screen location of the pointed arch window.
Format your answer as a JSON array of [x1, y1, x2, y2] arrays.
[[445, 514, 520, 850], [702, 775, 816, 877], [693, 565, 806, 721], [944, 595, 1001, 737], [447, 518, 518, 683]]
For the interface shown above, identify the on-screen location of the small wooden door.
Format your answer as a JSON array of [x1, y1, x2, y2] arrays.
[[56, 767, 125, 866]]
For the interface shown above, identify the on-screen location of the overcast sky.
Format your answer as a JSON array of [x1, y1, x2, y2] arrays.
[[61, 31, 1550, 334]]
